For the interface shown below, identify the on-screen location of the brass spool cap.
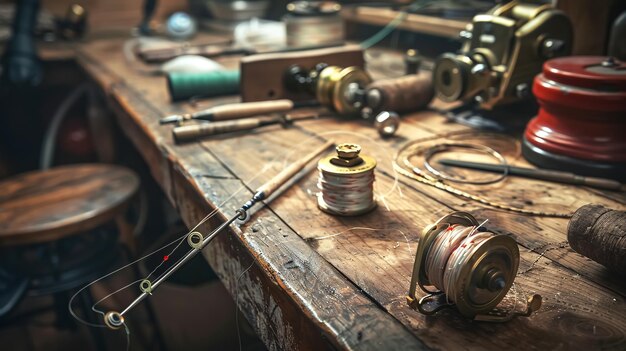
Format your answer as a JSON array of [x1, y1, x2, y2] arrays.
[[316, 66, 342, 107], [331, 66, 372, 115], [317, 144, 376, 176]]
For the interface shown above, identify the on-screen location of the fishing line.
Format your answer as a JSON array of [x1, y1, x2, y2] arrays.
[[407, 211, 542, 321], [394, 135, 573, 218], [360, 0, 435, 49], [68, 141, 314, 328]]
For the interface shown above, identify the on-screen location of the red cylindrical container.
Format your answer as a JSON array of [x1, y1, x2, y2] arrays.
[[523, 56, 626, 180]]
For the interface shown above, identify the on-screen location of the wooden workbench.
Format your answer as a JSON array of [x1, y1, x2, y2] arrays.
[[75, 36, 626, 350]]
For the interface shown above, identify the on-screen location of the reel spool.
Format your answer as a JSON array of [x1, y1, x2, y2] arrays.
[[317, 143, 377, 216], [407, 212, 541, 321]]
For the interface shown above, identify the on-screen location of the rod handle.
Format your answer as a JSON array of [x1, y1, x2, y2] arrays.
[[211, 99, 294, 121], [256, 140, 334, 197]]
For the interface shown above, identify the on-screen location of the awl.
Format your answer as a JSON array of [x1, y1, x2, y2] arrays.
[[160, 99, 318, 125]]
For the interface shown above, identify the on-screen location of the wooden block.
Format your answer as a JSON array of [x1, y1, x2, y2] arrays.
[[240, 45, 364, 102]]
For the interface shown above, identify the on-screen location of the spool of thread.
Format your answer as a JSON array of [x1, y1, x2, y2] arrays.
[[284, 1, 344, 48], [366, 73, 434, 114], [317, 143, 376, 216], [167, 70, 240, 101], [567, 204, 626, 273]]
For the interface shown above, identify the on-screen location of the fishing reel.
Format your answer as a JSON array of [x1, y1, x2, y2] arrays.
[[284, 64, 400, 136], [407, 212, 541, 322], [433, 1, 572, 110]]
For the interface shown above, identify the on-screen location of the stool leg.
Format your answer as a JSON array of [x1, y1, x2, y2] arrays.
[[79, 287, 107, 351]]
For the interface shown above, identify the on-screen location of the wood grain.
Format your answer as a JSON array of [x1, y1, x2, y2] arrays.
[[0, 164, 139, 246], [75, 36, 626, 350]]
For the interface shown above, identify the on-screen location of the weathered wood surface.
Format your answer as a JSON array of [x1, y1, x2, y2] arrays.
[[76, 36, 626, 350], [0, 164, 138, 246]]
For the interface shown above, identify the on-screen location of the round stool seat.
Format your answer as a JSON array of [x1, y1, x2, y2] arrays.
[[0, 164, 139, 247]]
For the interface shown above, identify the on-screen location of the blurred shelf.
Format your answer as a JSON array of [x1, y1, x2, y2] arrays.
[[342, 6, 468, 39]]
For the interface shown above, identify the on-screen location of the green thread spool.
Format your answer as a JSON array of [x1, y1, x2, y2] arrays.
[[167, 70, 240, 101]]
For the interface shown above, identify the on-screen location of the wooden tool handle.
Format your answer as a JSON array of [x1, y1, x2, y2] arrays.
[[173, 119, 262, 142], [581, 176, 623, 191], [366, 73, 434, 113], [256, 140, 334, 197], [211, 99, 294, 121]]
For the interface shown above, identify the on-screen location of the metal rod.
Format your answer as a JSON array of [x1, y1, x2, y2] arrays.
[[120, 212, 241, 316]]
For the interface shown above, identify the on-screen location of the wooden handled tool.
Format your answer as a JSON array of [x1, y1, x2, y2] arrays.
[[103, 140, 333, 330], [172, 113, 320, 142], [160, 99, 297, 125], [365, 73, 434, 114], [438, 159, 623, 191]]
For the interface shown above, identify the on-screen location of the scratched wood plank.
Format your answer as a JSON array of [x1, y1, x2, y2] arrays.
[[78, 39, 429, 350], [199, 124, 626, 350], [298, 116, 626, 296], [77, 36, 626, 350]]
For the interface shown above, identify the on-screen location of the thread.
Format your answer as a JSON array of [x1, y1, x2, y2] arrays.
[[424, 225, 494, 303], [567, 204, 626, 274], [366, 73, 434, 113], [167, 70, 240, 101], [317, 143, 377, 216], [394, 133, 574, 218]]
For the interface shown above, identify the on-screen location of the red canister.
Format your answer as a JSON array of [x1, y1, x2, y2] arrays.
[[523, 56, 626, 180]]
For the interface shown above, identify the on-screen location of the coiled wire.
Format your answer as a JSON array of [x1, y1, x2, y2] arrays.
[[317, 168, 376, 216], [424, 224, 492, 302]]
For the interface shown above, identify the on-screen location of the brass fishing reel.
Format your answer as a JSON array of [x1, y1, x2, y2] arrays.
[[433, 0, 572, 109], [285, 64, 400, 136], [285, 63, 372, 115], [407, 212, 541, 322]]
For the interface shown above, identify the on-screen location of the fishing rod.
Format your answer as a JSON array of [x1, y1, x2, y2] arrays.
[[103, 140, 334, 329]]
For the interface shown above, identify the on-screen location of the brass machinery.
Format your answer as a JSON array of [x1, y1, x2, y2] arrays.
[[407, 212, 541, 321], [284, 64, 401, 136], [433, 1, 572, 109]]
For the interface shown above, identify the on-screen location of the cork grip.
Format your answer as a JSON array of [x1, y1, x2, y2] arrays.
[[256, 140, 334, 197], [367, 73, 434, 113], [211, 99, 294, 121], [173, 119, 263, 142]]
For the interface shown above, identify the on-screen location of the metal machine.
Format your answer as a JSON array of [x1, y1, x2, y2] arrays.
[[433, 1, 572, 111]]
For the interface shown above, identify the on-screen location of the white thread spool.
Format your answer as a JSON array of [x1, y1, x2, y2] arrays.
[[317, 143, 376, 216]]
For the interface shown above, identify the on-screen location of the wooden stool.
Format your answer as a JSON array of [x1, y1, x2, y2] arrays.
[[0, 164, 138, 247], [0, 164, 162, 350]]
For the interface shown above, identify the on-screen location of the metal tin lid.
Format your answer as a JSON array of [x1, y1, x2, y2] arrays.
[[542, 56, 626, 91]]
